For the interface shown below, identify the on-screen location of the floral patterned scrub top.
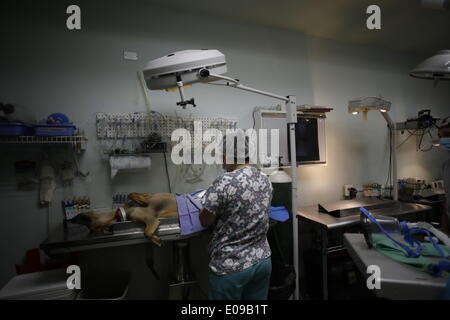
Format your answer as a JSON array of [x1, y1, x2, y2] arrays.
[[202, 166, 273, 275]]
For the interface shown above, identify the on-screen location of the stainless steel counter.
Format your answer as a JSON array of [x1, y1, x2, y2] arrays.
[[297, 198, 433, 300], [344, 233, 447, 300], [40, 217, 203, 255], [297, 199, 432, 229]]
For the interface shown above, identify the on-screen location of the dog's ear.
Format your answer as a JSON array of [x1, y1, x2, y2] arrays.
[[69, 213, 92, 226]]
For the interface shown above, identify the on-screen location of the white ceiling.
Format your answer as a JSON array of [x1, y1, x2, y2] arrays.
[[149, 0, 450, 57]]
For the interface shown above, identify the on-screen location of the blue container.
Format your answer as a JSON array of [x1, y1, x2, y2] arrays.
[[47, 113, 70, 124], [33, 124, 76, 136], [0, 122, 34, 136]]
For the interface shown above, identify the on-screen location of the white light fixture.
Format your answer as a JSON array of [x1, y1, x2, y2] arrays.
[[143, 49, 301, 299], [348, 97, 392, 121], [410, 50, 450, 86], [348, 96, 398, 201]]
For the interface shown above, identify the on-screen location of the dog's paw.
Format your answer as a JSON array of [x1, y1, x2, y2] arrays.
[[150, 235, 162, 247], [102, 227, 113, 235]]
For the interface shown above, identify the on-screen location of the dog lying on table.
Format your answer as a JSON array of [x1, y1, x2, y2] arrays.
[[70, 193, 179, 247]]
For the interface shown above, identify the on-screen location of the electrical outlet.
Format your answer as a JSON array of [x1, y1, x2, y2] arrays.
[[124, 51, 138, 61], [344, 185, 354, 197]]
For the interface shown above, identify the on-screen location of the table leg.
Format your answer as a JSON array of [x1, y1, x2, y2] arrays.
[[168, 239, 199, 300], [322, 228, 328, 300]]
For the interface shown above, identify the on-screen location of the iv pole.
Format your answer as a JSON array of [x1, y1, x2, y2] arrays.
[[380, 111, 398, 201], [197, 69, 300, 300]]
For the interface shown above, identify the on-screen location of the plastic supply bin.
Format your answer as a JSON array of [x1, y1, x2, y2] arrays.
[[76, 268, 130, 300], [33, 124, 76, 136], [0, 122, 34, 136]]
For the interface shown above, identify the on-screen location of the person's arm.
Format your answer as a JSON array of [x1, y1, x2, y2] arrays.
[[201, 175, 226, 228], [199, 208, 217, 228]]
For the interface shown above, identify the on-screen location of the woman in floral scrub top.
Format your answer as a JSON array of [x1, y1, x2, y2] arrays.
[[200, 133, 273, 300]]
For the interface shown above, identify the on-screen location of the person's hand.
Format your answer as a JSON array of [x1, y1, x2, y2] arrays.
[[199, 208, 217, 228]]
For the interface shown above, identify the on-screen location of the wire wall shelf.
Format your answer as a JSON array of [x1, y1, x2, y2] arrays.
[[0, 135, 87, 151], [96, 112, 239, 140]]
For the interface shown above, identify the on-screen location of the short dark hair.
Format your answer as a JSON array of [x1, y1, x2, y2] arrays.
[[222, 134, 250, 163]]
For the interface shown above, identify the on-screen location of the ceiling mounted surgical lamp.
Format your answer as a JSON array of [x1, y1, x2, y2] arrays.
[[144, 50, 228, 108], [409, 50, 450, 86], [143, 49, 300, 299], [348, 96, 398, 201]]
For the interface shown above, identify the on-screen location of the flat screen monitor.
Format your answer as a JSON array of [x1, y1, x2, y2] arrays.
[[287, 117, 321, 164], [256, 111, 327, 167]]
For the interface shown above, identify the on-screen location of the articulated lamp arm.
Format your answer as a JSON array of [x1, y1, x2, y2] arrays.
[[199, 68, 290, 103], [380, 111, 398, 201]]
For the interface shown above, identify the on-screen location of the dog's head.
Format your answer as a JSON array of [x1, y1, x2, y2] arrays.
[[69, 210, 117, 234]]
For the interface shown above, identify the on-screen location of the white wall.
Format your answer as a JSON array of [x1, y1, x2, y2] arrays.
[[0, 0, 449, 295]]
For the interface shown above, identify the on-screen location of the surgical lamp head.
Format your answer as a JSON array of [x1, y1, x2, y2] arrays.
[[348, 96, 392, 121], [410, 50, 450, 86], [143, 49, 227, 108]]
